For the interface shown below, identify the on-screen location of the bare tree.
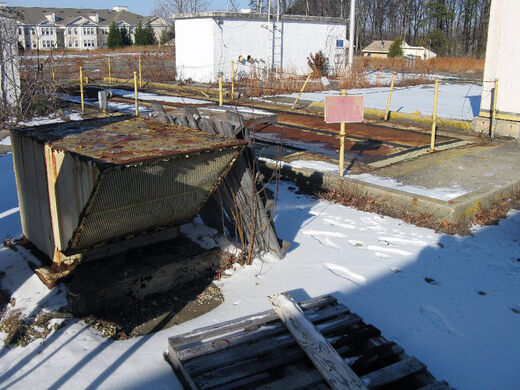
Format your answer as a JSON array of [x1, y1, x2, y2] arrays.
[[153, 0, 211, 18], [0, 13, 20, 123]]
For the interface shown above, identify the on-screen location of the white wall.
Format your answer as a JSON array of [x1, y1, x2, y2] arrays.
[[0, 16, 20, 108], [175, 16, 347, 83], [281, 20, 346, 75], [480, 0, 520, 119], [175, 18, 215, 82]]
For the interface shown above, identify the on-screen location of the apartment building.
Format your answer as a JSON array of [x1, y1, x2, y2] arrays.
[[12, 6, 169, 51]]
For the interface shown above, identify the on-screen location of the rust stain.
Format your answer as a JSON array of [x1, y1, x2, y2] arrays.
[[278, 113, 452, 147], [253, 123, 405, 161], [41, 117, 246, 165], [51, 152, 58, 181]]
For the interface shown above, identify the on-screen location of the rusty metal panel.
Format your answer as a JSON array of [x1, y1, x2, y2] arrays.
[[11, 116, 247, 260]]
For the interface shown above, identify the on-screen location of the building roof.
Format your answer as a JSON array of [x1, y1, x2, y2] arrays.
[[10, 6, 163, 27], [362, 40, 395, 53], [174, 11, 345, 24]]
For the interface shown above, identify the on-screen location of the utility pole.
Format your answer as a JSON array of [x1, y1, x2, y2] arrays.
[[348, 0, 356, 71]]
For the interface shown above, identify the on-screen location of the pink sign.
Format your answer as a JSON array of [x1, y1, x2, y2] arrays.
[[324, 96, 364, 123]]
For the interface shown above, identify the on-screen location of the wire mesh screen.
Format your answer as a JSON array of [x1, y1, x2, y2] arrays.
[[66, 147, 240, 254]]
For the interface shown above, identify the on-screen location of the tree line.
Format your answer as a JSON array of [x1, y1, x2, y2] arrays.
[[247, 0, 490, 57], [107, 20, 174, 49]]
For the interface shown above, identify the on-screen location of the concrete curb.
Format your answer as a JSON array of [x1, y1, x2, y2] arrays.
[[260, 159, 520, 224]]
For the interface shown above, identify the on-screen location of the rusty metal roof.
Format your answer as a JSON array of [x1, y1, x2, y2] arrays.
[[13, 116, 247, 165]]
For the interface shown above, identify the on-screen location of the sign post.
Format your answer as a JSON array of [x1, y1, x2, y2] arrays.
[[325, 93, 364, 176]]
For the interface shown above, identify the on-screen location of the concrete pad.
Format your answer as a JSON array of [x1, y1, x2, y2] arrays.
[[260, 139, 520, 223]]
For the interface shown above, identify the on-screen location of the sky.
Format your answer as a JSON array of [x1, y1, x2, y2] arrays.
[[4, 0, 250, 16]]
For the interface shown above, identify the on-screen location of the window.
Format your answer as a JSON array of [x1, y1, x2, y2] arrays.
[[74, 28, 77, 34], [74, 40, 78, 47], [68, 28, 71, 34], [18, 28, 22, 35]]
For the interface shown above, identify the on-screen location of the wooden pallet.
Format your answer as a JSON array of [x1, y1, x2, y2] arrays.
[[167, 294, 451, 390]]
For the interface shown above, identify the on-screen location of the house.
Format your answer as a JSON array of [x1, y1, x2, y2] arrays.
[[10, 6, 169, 51], [0, 10, 20, 108], [362, 40, 436, 60], [174, 12, 347, 83]]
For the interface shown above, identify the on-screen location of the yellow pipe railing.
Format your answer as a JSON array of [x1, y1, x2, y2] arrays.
[[384, 72, 396, 121], [133, 71, 139, 116], [339, 89, 347, 176], [291, 73, 313, 111], [430, 79, 439, 152], [79, 67, 84, 114]]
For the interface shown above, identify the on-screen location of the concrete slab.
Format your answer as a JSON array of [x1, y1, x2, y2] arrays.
[[373, 142, 520, 193], [259, 139, 520, 224]]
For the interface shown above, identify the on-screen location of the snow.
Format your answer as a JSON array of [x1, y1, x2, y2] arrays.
[[261, 82, 482, 121], [266, 159, 471, 201], [0, 153, 519, 389], [364, 70, 465, 86], [0, 154, 21, 240], [0, 137, 10, 146], [108, 89, 212, 105]]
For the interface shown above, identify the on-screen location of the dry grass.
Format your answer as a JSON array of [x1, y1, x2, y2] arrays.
[[20, 45, 171, 57], [360, 56, 484, 77]]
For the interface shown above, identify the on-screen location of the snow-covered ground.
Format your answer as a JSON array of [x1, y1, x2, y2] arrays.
[[108, 89, 212, 105], [0, 148, 519, 389], [261, 82, 482, 121], [364, 70, 465, 86], [0, 112, 83, 147]]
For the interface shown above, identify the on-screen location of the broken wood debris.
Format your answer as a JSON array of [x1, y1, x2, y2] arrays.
[[167, 294, 451, 389]]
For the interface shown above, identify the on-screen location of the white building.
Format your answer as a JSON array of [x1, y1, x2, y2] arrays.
[[473, 0, 520, 138], [362, 40, 436, 60], [402, 42, 437, 60], [174, 12, 347, 83], [0, 13, 20, 108]]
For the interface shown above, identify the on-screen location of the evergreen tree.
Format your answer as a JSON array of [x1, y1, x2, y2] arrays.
[[159, 27, 174, 45], [134, 21, 147, 46], [389, 38, 404, 58], [144, 22, 158, 45], [120, 27, 132, 46], [107, 21, 123, 49]]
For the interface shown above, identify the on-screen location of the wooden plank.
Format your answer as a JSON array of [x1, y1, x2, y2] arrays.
[[212, 373, 272, 390], [168, 343, 200, 390], [168, 295, 336, 348], [268, 293, 367, 390], [417, 381, 451, 390], [362, 356, 426, 389], [257, 355, 426, 390], [180, 306, 358, 361], [194, 337, 309, 389], [184, 313, 361, 376]]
